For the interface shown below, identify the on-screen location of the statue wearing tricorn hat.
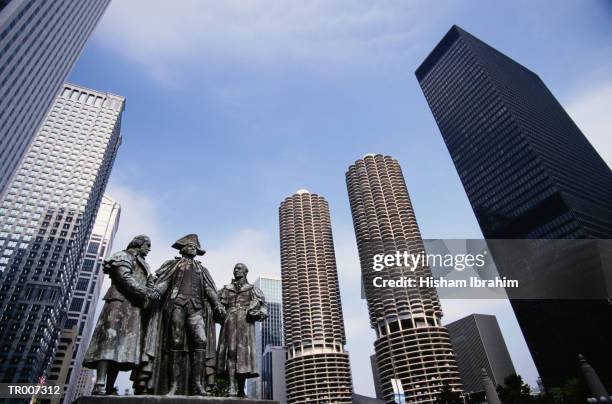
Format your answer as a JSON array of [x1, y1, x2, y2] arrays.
[[172, 233, 206, 255], [133, 234, 226, 395]]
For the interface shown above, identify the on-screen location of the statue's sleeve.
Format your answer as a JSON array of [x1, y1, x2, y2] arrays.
[[204, 284, 220, 307], [211, 287, 229, 324], [248, 287, 268, 322], [153, 259, 176, 297], [103, 251, 130, 275], [218, 287, 228, 306], [111, 262, 149, 306]]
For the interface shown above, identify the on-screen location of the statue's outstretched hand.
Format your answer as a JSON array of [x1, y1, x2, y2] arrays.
[[216, 305, 227, 322]]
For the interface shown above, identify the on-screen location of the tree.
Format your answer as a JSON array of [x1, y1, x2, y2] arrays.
[[208, 377, 229, 397], [462, 391, 486, 404], [435, 383, 463, 404], [497, 374, 535, 404], [547, 378, 588, 403], [530, 377, 589, 403]]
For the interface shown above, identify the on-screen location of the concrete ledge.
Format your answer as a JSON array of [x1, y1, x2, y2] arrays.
[[73, 396, 279, 404]]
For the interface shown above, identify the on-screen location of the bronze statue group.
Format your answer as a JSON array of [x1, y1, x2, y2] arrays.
[[82, 234, 268, 397]]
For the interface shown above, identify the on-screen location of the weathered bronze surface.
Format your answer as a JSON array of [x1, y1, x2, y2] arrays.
[[83, 235, 155, 395], [217, 263, 268, 397], [83, 234, 268, 398], [135, 234, 225, 396]]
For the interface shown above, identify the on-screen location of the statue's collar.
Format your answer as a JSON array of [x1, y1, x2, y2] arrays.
[[126, 248, 139, 257], [137, 255, 150, 272], [176, 256, 197, 263], [126, 250, 150, 273], [228, 281, 253, 292]]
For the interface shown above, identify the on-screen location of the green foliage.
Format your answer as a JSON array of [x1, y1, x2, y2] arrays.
[[208, 377, 229, 397], [435, 383, 463, 404], [548, 378, 578, 403], [541, 378, 588, 403], [497, 374, 535, 404], [462, 391, 486, 404]]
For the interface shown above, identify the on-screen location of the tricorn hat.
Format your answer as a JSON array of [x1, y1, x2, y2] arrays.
[[172, 233, 205, 255]]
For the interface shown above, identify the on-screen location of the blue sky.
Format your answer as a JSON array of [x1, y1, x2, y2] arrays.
[[70, 0, 612, 395]]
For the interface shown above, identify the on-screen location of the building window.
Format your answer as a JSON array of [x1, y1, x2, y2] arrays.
[[69, 298, 83, 312], [81, 259, 95, 272], [65, 319, 78, 329], [87, 242, 99, 254], [75, 278, 88, 291]]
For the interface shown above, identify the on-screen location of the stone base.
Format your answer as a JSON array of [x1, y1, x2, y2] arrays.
[[73, 396, 279, 404]]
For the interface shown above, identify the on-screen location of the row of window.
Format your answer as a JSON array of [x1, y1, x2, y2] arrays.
[[60, 88, 123, 111]]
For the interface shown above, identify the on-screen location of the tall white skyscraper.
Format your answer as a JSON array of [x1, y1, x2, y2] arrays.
[[346, 155, 462, 403], [0, 83, 124, 383], [279, 190, 353, 403], [247, 275, 284, 400], [0, 0, 111, 196], [50, 195, 120, 403]]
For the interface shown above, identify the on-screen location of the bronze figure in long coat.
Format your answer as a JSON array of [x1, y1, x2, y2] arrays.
[[217, 263, 268, 397], [83, 235, 156, 395], [133, 234, 225, 396]]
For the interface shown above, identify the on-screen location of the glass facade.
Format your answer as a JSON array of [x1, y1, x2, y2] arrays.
[[247, 276, 284, 399], [416, 25, 612, 389], [51, 195, 120, 404], [257, 277, 284, 350], [262, 346, 287, 403], [0, 0, 111, 196], [446, 314, 515, 394], [0, 84, 124, 383]]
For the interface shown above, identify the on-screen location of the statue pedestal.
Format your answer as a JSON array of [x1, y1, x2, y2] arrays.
[[73, 396, 279, 404]]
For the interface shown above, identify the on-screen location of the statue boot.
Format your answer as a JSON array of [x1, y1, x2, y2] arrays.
[[192, 349, 208, 396], [204, 368, 215, 396], [91, 383, 106, 396], [205, 371, 215, 395], [227, 363, 238, 397], [166, 351, 181, 395], [92, 361, 107, 395], [92, 360, 114, 395], [237, 374, 246, 397]]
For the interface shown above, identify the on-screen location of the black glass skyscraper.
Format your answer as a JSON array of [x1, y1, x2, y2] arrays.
[[416, 25, 612, 390]]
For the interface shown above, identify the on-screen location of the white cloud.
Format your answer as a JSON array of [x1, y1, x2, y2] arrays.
[[94, 0, 438, 83], [567, 79, 612, 167], [205, 228, 280, 287], [94, 182, 174, 318], [101, 183, 281, 293], [106, 184, 175, 267]]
